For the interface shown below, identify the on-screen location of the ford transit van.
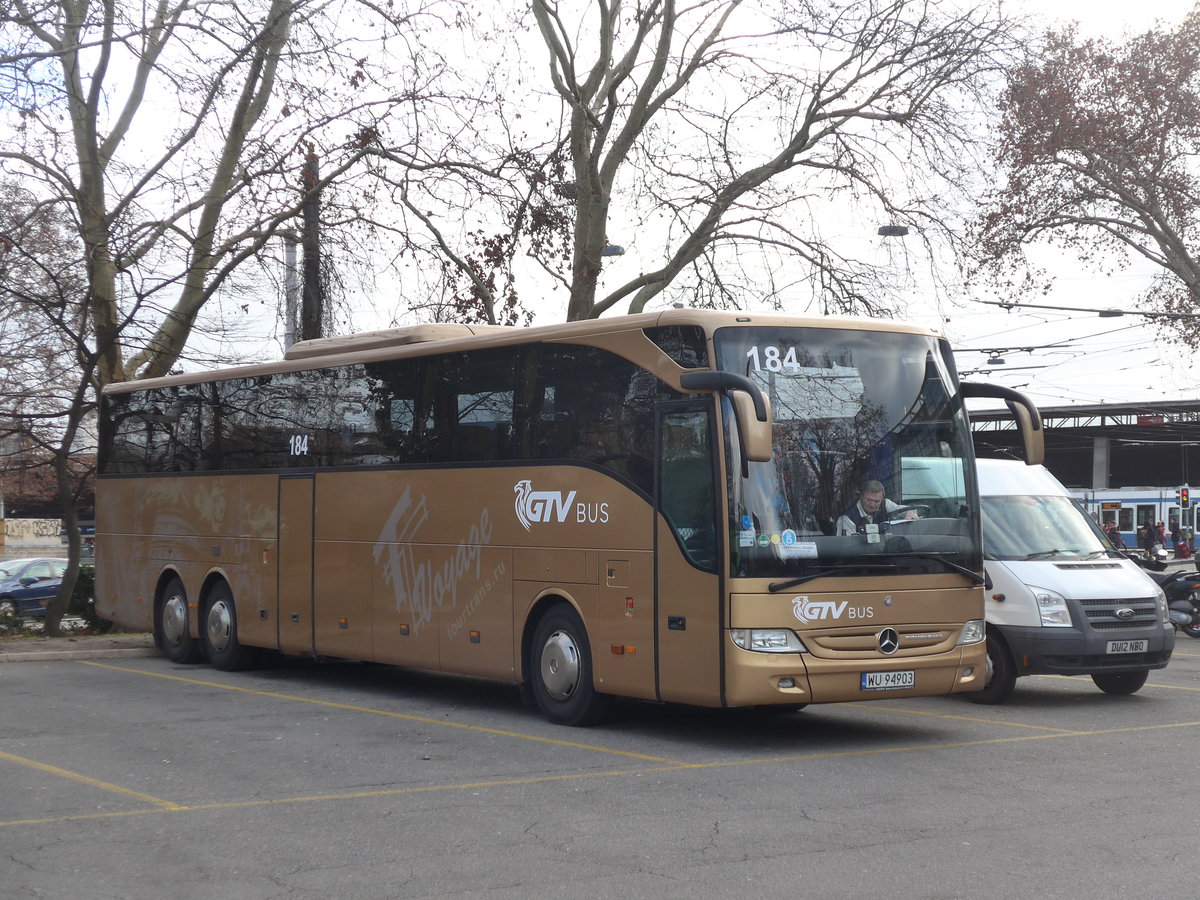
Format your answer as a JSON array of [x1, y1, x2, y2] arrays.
[[971, 459, 1174, 703]]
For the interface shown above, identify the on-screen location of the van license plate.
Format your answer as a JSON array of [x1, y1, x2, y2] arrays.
[[861, 670, 915, 691], [1106, 640, 1147, 654]]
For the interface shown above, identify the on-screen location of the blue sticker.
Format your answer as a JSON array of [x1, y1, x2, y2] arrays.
[[742, 515, 753, 530]]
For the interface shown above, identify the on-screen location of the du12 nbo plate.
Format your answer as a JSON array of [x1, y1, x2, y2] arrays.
[[1105, 639, 1147, 654], [861, 670, 915, 691]]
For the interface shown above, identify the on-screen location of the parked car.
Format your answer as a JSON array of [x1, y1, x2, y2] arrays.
[[0, 558, 69, 617]]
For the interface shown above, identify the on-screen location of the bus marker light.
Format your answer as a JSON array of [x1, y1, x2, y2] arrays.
[[400, 624, 410, 636], [338, 617, 349, 629], [611, 644, 624, 654], [260, 610, 268, 620], [262, 551, 269, 564], [469, 630, 481, 643]]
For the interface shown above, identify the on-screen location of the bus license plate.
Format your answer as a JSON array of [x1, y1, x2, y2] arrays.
[[1106, 640, 1147, 654], [861, 670, 915, 691]]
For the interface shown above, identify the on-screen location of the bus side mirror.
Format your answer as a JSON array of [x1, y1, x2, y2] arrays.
[[960, 382, 1044, 466], [729, 391, 773, 463], [1006, 399, 1044, 466], [679, 371, 773, 466]]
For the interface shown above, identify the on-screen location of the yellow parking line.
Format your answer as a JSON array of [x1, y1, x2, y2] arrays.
[[0, 750, 181, 811], [7, 709, 1200, 830], [10, 718, 1200, 829], [78, 661, 690, 766], [844, 703, 1083, 733]]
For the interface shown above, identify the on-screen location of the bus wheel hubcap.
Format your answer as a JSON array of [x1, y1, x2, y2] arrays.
[[540, 630, 579, 701], [162, 595, 188, 646], [207, 600, 233, 653]]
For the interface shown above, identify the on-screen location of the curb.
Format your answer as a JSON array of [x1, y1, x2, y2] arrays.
[[0, 647, 160, 663]]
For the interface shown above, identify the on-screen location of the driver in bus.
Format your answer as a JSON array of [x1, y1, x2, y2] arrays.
[[836, 480, 915, 535]]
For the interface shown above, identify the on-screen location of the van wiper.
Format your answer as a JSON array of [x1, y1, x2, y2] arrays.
[[880, 552, 985, 585], [768, 563, 900, 593], [1024, 548, 1075, 560]]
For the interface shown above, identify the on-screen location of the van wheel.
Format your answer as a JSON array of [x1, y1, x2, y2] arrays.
[[530, 605, 612, 726], [967, 634, 1017, 705], [157, 577, 202, 664], [1092, 669, 1148, 695], [202, 582, 258, 671]]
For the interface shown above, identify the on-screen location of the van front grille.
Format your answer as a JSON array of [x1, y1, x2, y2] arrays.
[[1078, 597, 1159, 630]]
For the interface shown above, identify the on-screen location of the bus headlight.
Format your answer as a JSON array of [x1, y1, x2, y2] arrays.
[[956, 618, 985, 645], [730, 629, 808, 653], [1032, 587, 1071, 627]]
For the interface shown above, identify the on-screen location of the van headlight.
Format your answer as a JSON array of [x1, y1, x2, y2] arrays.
[[730, 629, 808, 653], [1154, 585, 1169, 624], [1031, 587, 1071, 627], [956, 618, 985, 644]]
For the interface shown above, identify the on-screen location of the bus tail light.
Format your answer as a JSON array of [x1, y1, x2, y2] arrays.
[[730, 629, 808, 653]]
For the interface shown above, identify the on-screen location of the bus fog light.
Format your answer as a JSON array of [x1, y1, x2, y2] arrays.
[[956, 618, 985, 645], [730, 629, 807, 653], [779, 677, 796, 688]]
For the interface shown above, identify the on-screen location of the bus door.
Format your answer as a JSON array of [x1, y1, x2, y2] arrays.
[[277, 474, 315, 655], [654, 404, 723, 706]]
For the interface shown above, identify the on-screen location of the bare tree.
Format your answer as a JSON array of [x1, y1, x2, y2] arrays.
[[972, 7, 1200, 339], [359, 0, 1019, 322], [0, 0, 442, 632]]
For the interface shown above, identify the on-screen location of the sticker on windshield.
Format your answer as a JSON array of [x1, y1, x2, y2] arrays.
[[780, 541, 818, 559]]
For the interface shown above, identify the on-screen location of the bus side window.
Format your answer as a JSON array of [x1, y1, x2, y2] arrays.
[[659, 413, 716, 571]]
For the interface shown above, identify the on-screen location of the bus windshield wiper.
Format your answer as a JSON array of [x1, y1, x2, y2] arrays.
[[768, 563, 900, 593], [880, 552, 985, 585]]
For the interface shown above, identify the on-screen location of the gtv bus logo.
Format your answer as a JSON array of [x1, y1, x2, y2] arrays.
[[514, 480, 577, 531], [791, 596, 874, 624]]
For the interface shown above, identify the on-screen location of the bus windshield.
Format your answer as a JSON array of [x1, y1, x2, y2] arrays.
[[715, 326, 980, 579]]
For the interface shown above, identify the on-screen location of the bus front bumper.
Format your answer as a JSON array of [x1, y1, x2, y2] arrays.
[[723, 639, 986, 707]]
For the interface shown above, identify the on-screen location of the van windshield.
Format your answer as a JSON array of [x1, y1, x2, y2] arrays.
[[981, 494, 1110, 560]]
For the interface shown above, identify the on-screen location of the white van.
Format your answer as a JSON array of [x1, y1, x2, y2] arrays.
[[971, 459, 1175, 703]]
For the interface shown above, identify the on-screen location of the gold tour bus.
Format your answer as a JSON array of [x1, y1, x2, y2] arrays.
[[95, 310, 1043, 725]]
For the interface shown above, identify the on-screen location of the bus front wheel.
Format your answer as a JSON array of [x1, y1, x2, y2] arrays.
[[530, 605, 612, 727], [202, 582, 258, 671], [157, 577, 202, 664]]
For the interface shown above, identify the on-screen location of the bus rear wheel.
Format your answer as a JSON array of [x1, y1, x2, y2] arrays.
[[202, 582, 258, 671], [530, 605, 612, 727], [157, 577, 202, 664]]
